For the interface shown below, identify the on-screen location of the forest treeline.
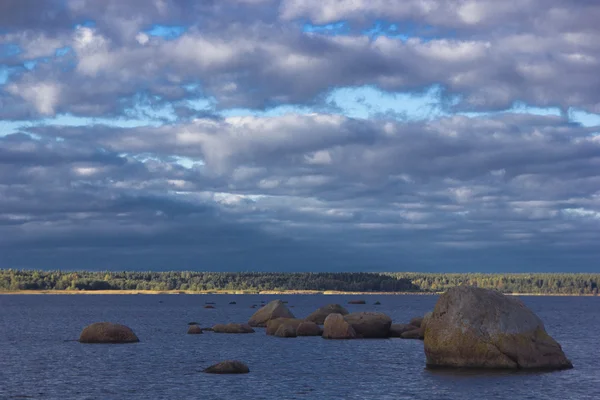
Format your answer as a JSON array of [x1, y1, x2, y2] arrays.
[[0, 270, 598, 295]]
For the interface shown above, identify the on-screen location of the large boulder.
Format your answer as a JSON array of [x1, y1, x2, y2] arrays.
[[296, 321, 322, 336], [248, 300, 295, 327], [389, 324, 418, 337], [266, 318, 304, 335], [204, 360, 249, 374], [79, 322, 139, 343], [212, 323, 255, 334], [424, 286, 573, 370], [322, 313, 356, 339], [274, 323, 297, 338], [344, 312, 392, 338], [305, 304, 349, 325], [187, 325, 203, 334]]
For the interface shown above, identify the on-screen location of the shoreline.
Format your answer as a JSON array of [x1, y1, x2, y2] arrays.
[[0, 289, 596, 296]]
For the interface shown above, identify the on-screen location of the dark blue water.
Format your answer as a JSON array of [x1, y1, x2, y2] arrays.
[[0, 294, 598, 400]]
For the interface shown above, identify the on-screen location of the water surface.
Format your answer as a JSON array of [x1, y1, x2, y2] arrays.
[[0, 294, 597, 399]]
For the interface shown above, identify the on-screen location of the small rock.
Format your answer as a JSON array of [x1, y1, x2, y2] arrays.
[[204, 305, 215, 309], [79, 322, 139, 344], [187, 325, 203, 334], [229, 301, 237, 305], [374, 301, 381, 305], [205, 302, 216, 305], [204, 360, 249, 374], [348, 300, 366, 305], [188, 322, 199, 325]]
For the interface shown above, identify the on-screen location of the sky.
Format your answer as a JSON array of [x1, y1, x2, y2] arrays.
[[1, 0, 600, 272]]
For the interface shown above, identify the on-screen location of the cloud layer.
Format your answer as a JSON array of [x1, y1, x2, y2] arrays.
[[1, 0, 599, 271]]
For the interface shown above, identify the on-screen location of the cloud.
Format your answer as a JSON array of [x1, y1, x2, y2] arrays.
[[1, 1, 600, 271]]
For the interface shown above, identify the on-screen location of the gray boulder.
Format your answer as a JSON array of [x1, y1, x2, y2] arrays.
[[344, 312, 392, 338], [274, 323, 298, 338], [248, 300, 295, 327], [305, 304, 349, 325], [296, 321, 322, 336], [266, 318, 304, 335], [322, 313, 356, 339], [424, 286, 573, 370]]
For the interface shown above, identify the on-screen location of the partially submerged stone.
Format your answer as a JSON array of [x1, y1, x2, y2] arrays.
[[79, 322, 139, 344], [266, 318, 304, 335], [204, 360, 249, 374], [424, 286, 573, 370], [187, 325, 203, 334], [400, 327, 424, 340], [344, 312, 392, 338], [322, 313, 356, 339], [305, 304, 349, 325], [389, 324, 419, 337], [248, 300, 295, 327], [274, 323, 297, 338], [212, 323, 255, 334], [296, 321, 322, 336], [348, 300, 366, 305]]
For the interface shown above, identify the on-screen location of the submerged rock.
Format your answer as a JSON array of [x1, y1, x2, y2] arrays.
[[296, 321, 322, 336], [204, 305, 215, 309], [424, 286, 573, 370], [374, 301, 381, 305], [348, 300, 366, 305], [204, 360, 249, 374], [79, 322, 139, 344], [322, 313, 356, 339], [229, 301, 237, 305], [187, 325, 203, 334], [248, 300, 295, 327], [305, 304, 349, 325], [212, 323, 255, 334], [344, 312, 392, 338]]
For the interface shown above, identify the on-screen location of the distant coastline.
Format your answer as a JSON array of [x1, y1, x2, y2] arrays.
[[1, 270, 599, 296], [0, 289, 596, 296]]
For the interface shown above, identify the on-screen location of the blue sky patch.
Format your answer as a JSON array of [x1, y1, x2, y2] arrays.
[[303, 21, 349, 35], [145, 25, 186, 40]]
